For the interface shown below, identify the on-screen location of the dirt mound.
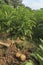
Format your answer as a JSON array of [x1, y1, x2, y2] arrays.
[[0, 39, 40, 65]]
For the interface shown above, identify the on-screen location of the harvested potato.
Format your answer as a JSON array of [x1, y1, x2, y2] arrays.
[[16, 52, 22, 58], [20, 54, 26, 61]]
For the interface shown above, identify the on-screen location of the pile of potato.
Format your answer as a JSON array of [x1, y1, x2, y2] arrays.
[[16, 52, 26, 61]]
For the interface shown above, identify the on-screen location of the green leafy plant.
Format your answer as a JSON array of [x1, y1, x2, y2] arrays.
[[21, 60, 35, 65]]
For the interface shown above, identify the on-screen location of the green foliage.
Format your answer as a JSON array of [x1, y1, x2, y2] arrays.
[[31, 38, 43, 65], [4, 0, 22, 7], [10, 6, 36, 39], [0, 4, 14, 33], [33, 9, 43, 40], [0, 4, 36, 39], [21, 60, 35, 65]]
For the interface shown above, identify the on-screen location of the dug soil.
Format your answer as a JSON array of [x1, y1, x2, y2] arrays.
[[0, 38, 40, 65]]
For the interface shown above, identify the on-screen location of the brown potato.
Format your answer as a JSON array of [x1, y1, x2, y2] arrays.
[[20, 54, 26, 61], [16, 52, 22, 58]]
